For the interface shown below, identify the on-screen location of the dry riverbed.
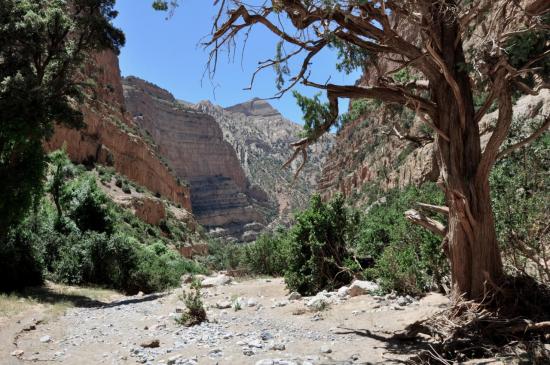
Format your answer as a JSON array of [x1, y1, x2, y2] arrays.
[[1, 277, 449, 365]]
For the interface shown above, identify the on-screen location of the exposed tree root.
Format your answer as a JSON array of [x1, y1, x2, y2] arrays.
[[398, 276, 550, 364]]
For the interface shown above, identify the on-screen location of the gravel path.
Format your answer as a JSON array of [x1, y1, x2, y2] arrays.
[[5, 278, 448, 365]]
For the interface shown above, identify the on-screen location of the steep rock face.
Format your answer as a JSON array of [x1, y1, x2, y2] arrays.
[[45, 51, 191, 211], [195, 98, 334, 222], [122, 77, 267, 241], [318, 90, 550, 204]]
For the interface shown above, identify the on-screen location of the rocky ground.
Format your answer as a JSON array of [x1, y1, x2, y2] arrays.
[[2, 277, 449, 365]]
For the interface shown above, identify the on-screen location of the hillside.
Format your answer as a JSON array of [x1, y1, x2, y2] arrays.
[[196, 98, 334, 222], [44, 51, 191, 211], [122, 77, 270, 243]]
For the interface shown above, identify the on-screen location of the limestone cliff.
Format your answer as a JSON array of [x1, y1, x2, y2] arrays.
[[195, 98, 334, 222], [318, 90, 550, 205], [45, 51, 191, 211], [122, 77, 268, 242]]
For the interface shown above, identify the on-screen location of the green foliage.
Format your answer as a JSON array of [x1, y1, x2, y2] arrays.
[[293, 91, 333, 139], [284, 194, 358, 295], [329, 37, 370, 75], [0, 150, 205, 293], [357, 184, 447, 295], [505, 16, 550, 80], [0, 0, 125, 236], [339, 99, 380, 131], [177, 279, 206, 327], [491, 118, 549, 283], [241, 231, 289, 276], [202, 240, 244, 272]]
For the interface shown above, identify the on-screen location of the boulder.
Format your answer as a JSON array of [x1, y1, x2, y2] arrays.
[[201, 274, 232, 288], [337, 286, 350, 298], [348, 280, 380, 297], [140, 339, 160, 348], [288, 292, 302, 300], [306, 296, 330, 311]]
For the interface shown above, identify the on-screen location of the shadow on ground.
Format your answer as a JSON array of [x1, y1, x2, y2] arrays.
[[17, 286, 166, 309]]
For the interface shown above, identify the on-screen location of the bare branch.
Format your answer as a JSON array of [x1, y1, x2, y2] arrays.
[[497, 115, 550, 160], [405, 209, 447, 237]]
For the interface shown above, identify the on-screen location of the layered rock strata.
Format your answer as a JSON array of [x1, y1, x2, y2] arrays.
[[122, 77, 267, 241], [45, 51, 191, 211], [195, 98, 334, 222]]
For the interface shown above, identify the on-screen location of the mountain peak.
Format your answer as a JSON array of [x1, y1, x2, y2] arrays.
[[225, 98, 281, 118]]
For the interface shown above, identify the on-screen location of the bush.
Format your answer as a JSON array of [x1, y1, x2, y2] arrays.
[[0, 150, 206, 293], [357, 184, 447, 295], [284, 194, 358, 295], [491, 121, 549, 283], [241, 231, 288, 276], [0, 221, 44, 292], [177, 279, 206, 326], [202, 239, 245, 271]]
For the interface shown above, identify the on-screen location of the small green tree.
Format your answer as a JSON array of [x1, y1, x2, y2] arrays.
[[285, 194, 359, 295], [0, 0, 125, 237]]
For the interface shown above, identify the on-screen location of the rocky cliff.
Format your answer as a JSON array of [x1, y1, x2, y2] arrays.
[[122, 77, 268, 242], [45, 51, 191, 211], [318, 90, 550, 205], [195, 98, 334, 222]]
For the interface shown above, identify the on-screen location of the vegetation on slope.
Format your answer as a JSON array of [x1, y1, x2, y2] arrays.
[[0, 150, 205, 293]]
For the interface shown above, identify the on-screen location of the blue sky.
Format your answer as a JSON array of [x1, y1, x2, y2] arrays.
[[113, 0, 360, 124]]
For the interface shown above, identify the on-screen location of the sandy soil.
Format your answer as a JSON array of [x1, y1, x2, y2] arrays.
[[1, 278, 449, 365]]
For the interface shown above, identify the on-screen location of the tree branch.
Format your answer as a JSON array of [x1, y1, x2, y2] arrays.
[[405, 209, 447, 237], [496, 115, 550, 160]]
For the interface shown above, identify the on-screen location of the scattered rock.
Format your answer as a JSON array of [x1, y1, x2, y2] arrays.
[[140, 339, 160, 348], [243, 348, 256, 356], [247, 298, 258, 307], [201, 274, 232, 288], [288, 292, 302, 300], [306, 296, 330, 311], [39, 335, 52, 343], [261, 331, 274, 341], [337, 286, 350, 298], [320, 345, 332, 353], [348, 280, 380, 297], [268, 342, 286, 351], [11, 350, 24, 357], [216, 300, 232, 309]]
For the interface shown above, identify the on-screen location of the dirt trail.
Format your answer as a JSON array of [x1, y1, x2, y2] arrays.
[[2, 278, 448, 365]]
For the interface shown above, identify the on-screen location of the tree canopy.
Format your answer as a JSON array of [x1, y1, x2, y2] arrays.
[[0, 0, 125, 236]]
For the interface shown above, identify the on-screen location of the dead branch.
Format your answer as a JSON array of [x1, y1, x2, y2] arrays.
[[405, 209, 447, 237], [417, 203, 450, 215]]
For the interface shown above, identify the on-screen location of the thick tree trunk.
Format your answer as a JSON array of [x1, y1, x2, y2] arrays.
[[446, 180, 503, 300], [430, 6, 504, 301]]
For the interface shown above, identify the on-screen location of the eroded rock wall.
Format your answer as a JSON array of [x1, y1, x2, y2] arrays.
[[122, 77, 267, 242], [45, 51, 191, 211]]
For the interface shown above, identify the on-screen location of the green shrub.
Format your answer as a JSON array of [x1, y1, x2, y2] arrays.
[[241, 231, 288, 276], [177, 279, 206, 326], [61, 175, 114, 234], [357, 184, 447, 295], [0, 221, 44, 292], [203, 239, 245, 271], [284, 194, 358, 295], [491, 121, 549, 283], [0, 150, 206, 293]]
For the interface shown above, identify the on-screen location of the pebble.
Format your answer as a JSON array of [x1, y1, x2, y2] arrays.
[[39, 335, 52, 343], [320, 345, 332, 353], [11, 350, 24, 357]]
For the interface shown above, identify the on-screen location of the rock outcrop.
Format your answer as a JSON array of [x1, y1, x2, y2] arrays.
[[195, 98, 334, 222], [318, 90, 550, 204], [44, 51, 191, 211], [122, 77, 268, 241]]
